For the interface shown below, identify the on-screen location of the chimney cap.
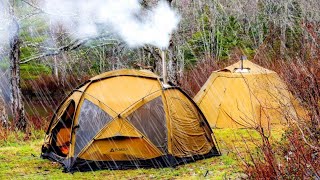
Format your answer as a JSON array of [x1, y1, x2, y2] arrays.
[[240, 55, 247, 61]]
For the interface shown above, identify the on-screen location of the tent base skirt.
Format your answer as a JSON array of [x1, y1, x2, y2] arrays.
[[68, 149, 220, 172], [42, 148, 220, 172]]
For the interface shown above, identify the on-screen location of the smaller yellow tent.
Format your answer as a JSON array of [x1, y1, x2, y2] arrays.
[[194, 60, 300, 129]]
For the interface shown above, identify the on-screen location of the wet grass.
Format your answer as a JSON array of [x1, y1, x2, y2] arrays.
[[0, 128, 284, 179]]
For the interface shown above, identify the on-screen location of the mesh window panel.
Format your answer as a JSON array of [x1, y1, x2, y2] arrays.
[[127, 97, 167, 152], [74, 99, 113, 157]]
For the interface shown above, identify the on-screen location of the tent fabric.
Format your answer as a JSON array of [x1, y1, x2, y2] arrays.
[[46, 92, 83, 135], [41, 69, 220, 171], [221, 60, 275, 74], [74, 99, 113, 158], [84, 76, 161, 115], [126, 97, 167, 153], [165, 89, 214, 157], [90, 69, 159, 81], [194, 60, 300, 129]]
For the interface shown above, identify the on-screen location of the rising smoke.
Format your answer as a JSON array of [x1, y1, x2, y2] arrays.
[[0, 1, 10, 50], [0, 1, 10, 106], [42, 0, 180, 49]]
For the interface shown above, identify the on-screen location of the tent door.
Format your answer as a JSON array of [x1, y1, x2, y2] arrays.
[[50, 100, 75, 157]]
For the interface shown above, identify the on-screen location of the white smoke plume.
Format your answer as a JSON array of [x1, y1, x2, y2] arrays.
[[42, 0, 180, 49], [0, 1, 10, 49]]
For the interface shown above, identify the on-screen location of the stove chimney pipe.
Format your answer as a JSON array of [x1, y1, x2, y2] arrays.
[[161, 49, 168, 84], [240, 55, 247, 70]]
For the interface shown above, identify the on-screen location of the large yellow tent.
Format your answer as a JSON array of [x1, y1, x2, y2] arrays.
[[194, 60, 300, 129], [41, 69, 220, 171]]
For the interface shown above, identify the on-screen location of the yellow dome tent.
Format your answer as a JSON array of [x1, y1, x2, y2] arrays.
[[194, 60, 300, 129], [41, 69, 220, 171]]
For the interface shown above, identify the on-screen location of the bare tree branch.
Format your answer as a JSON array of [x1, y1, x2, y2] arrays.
[[20, 36, 118, 64], [21, 0, 45, 13], [143, 46, 162, 60]]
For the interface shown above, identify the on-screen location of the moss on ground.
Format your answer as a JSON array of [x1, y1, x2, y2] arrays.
[[0, 128, 284, 179]]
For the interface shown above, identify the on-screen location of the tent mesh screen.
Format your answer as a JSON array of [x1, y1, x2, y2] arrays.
[[74, 99, 113, 157], [127, 97, 167, 153]]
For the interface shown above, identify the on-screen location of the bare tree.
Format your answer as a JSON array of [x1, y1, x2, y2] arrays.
[[9, 1, 27, 132], [166, 0, 179, 84], [0, 89, 8, 127]]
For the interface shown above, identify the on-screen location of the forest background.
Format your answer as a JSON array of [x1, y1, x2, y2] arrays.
[[0, 0, 319, 179]]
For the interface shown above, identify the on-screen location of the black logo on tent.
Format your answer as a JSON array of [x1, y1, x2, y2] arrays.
[[110, 148, 128, 152]]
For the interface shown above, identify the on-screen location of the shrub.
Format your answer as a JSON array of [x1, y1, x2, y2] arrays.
[[179, 37, 319, 179], [242, 24, 320, 179]]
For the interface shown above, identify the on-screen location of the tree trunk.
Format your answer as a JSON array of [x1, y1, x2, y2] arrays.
[[53, 56, 59, 79], [280, 23, 286, 59], [167, 48, 178, 84], [280, 2, 287, 59], [9, 18, 27, 132], [166, 0, 179, 84], [0, 90, 8, 127]]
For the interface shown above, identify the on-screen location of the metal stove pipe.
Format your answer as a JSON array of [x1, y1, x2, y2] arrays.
[[161, 49, 167, 84]]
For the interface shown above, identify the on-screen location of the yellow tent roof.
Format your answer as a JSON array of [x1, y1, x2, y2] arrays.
[[90, 69, 158, 81], [220, 60, 275, 74]]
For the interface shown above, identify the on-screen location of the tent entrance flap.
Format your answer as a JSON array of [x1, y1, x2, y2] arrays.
[[50, 100, 75, 157]]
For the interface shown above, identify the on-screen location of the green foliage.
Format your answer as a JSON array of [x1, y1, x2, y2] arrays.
[[243, 47, 256, 59], [285, 1, 303, 58], [182, 46, 197, 69], [183, 8, 213, 68], [19, 36, 46, 60], [189, 30, 211, 57], [20, 64, 51, 80], [183, 30, 211, 69], [215, 16, 248, 59], [184, 14, 256, 65], [19, 15, 49, 61], [90, 60, 102, 74]]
